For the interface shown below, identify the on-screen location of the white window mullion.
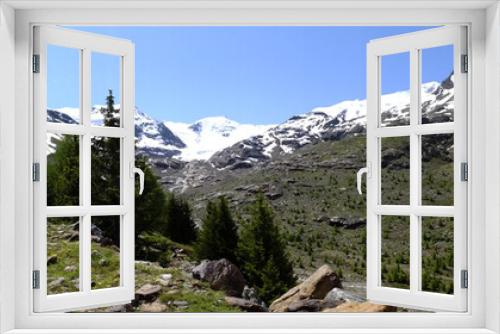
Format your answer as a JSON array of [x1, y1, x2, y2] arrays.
[[121, 46, 136, 299], [365, 43, 379, 296], [452, 26, 468, 302], [81, 47, 92, 295], [409, 48, 421, 293]]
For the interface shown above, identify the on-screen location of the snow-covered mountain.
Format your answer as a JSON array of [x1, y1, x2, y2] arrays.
[[210, 75, 453, 169], [48, 74, 454, 168], [164, 117, 273, 161], [47, 107, 273, 161]]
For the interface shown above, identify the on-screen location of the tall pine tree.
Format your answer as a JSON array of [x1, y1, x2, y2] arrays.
[[47, 135, 79, 206], [194, 197, 238, 263], [91, 90, 122, 244], [134, 156, 168, 236], [238, 194, 296, 304], [164, 193, 197, 244]]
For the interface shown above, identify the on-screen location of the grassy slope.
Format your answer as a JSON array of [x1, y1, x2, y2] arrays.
[[47, 221, 240, 312], [182, 135, 454, 294]]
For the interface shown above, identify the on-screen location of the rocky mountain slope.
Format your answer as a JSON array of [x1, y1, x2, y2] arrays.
[[209, 76, 453, 169], [47, 107, 273, 161]]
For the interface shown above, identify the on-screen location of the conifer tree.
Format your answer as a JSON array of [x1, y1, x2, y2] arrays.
[[91, 90, 122, 244], [164, 193, 197, 244], [238, 194, 296, 304], [134, 156, 168, 236], [47, 135, 80, 206], [194, 197, 238, 263]]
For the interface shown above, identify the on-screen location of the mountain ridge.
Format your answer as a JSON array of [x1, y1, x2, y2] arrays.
[[47, 73, 453, 168]]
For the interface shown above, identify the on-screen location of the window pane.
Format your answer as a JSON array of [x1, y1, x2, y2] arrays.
[[91, 216, 121, 290], [381, 137, 410, 205], [421, 45, 454, 124], [47, 217, 80, 295], [381, 216, 410, 289], [92, 52, 121, 127], [47, 45, 81, 124], [47, 133, 80, 206], [422, 134, 454, 206], [380, 52, 410, 127], [91, 137, 121, 205], [422, 217, 454, 294]]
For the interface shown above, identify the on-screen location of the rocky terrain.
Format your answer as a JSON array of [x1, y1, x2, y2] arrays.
[[47, 219, 396, 313]]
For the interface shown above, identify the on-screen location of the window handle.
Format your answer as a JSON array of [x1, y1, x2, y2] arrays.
[[130, 162, 145, 195], [357, 167, 368, 195]]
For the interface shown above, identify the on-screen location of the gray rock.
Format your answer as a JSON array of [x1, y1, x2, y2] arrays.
[[159, 273, 172, 285], [64, 265, 77, 272], [224, 296, 267, 312], [68, 231, 79, 242], [99, 258, 110, 266], [242, 285, 262, 305], [105, 304, 134, 312], [48, 277, 65, 288], [287, 299, 322, 312], [47, 255, 58, 265], [135, 284, 161, 304], [100, 237, 114, 247], [192, 259, 246, 297], [91, 224, 104, 239], [266, 191, 283, 200], [323, 288, 365, 304], [173, 300, 188, 307], [327, 217, 366, 229], [269, 265, 342, 312]]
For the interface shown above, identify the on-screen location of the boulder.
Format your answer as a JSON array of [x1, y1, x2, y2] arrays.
[[286, 299, 322, 312], [269, 265, 341, 312], [64, 265, 77, 272], [138, 301, 166, 312], [159, 273, 172, 286], [224, 296, 267, 312], [90, 223, 104, 239], [100, 237, 115, 247], [105, 303, 134, 312], [47, 255, 58, 265], [322, 301, 396, 313], [323, 288, 365, 304], [172, 300, 189, 307], [48, 277, 65, 289], [135, 284, 161, 304], [68, 231, 79, 242], [242, 285, 263, 305], [192, 259, 246, 297]]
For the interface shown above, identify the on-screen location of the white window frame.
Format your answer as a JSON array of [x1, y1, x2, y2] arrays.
[[366, 26, 468, 312], [32, 26, 136, 312], [0, 1, 499, 333]]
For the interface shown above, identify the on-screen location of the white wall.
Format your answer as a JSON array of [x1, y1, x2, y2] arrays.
[[0, 2, 16, 333], [485, 2, 500, 333]]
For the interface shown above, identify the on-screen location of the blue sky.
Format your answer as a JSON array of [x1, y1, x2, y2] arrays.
[[48, 26, 453, 124]]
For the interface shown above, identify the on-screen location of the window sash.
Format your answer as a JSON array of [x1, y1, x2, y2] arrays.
[[32, 26, 136, 312], [366, 26, 468, 312]]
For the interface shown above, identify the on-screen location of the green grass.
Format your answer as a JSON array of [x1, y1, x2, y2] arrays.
[[159, 290, 240, 312], [47, 221, 241, 312]]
